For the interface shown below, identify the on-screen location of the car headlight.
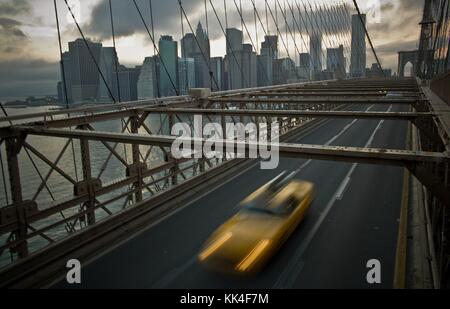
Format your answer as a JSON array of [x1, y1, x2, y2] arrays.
[[236, 239, 271, 272], [198, 232, 233, 261]]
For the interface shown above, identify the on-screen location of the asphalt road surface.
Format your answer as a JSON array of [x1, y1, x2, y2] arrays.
[[55, 102, 408, 289]]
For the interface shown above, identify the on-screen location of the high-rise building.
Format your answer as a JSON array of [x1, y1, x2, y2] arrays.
[[298, 53, 311, 80], [226, 28, 244, 90], [241, 44, 258, 88], [159, 35, 179, 97], [327, 45, 346, 79], [58, 51, 72, 104], [68, 38, 102, 104], [137, 56, 159, 100], [195, 22, 211, 88], [258, 35, 278, 86], [178, 58, 196, 95], [114, 66, 141, 102], [210, 57, 225, 91], [350, 14, 366, 77], [98, 47, 119, 102], [310, 33, 323, 73], [181, 23, 211, 89]]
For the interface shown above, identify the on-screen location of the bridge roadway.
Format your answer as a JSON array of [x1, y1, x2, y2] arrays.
[[55, 102, 408, 289]]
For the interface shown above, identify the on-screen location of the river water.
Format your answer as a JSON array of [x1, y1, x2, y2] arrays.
[[0, 106, 174, 267]]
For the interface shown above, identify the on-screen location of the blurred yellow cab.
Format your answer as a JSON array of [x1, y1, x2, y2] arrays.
[[198, 172, 315, 275]]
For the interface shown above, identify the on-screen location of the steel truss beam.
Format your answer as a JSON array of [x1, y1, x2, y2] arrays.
[[145, 108, 431, 120]]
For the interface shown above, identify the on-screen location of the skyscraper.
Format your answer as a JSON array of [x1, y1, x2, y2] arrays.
[[178, 58, 196, 95], [137, 56, 159, 100], [59, 51, 72, 104], [159, 35, 179, 97], [350, 14, 367, 78], [112, 65, 141, 102], [258, 35, 278, 86], [310, 33, 323, 73], [68, 38, 102, 104], [226, 28, 244, 90], [181, 22, 211, 89], [298, 53, 311, 80], [195, 22, 211, 88], [98, 47, 119, 102], [241, 44, 258, 88], [327, 45, 346, 79], [210, 57, 225, 91]]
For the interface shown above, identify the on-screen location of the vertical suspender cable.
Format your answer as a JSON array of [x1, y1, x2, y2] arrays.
[[54, 0, 79, 182], [149, 0, 161, 98], [109, 0, 121, 102]]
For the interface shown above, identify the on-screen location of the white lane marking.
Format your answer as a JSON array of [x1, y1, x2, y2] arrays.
[[292, 104, 375, 176], [152, 104, 380, 288], [335, 104, 393, 201], [274, 104, 393, 288]]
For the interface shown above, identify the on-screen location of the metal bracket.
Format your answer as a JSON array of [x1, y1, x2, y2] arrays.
[[73, 179, 102, 197], [0, 201, 38, 226]]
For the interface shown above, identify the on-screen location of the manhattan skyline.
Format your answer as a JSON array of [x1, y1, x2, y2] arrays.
[[0, 0, 424, 98]]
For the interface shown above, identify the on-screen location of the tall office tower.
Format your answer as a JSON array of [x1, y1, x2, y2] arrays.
[[158, 35, 179, 97], [58, 51, 72, 104], [350, 14, 366, 77], [241, 44, 257, 88], [327, 45, 346, 79], [310, 32, 323, 74], [226, 28, 244, 90], [210, 57, 225, 91], [299, 52, 311, 80], [178, 58, 196, 95], [258, 35, 278, 86], [113, 66, 141, 102], [181, 33, 198, 58], [261, 35, 278, 59], [137, 56, 159, 99], [68, 38, 102, 104], [195, 22, 211, 88], [181, 22, 211, 89], [98, 47, 119, 102]]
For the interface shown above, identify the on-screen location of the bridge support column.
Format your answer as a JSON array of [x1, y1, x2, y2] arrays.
[[79, 126, 96, 226], [5, 136, 28, 258], [130, 115, 143, 203]]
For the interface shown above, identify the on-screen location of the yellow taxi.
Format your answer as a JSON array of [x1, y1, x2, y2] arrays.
[[198, 172, 315, 275]]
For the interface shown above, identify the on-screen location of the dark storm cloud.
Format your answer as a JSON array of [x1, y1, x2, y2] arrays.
[[0, 59, 59, 97], [0, 0, 31, 17], [84, 0, 350, 43], [85, 0, 203, 40], [0, 17, 28, 54]]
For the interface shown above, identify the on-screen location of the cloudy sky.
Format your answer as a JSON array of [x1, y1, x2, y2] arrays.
[[0, 0, 424, 99]]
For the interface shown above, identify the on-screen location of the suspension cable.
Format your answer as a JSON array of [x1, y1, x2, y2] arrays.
[[250, 0, 288, 83], [148, 0, 161, 98], [109, 0, 121, 102], [352, 0, 385, 77], [63, 0, 117, 102], [232, 0, 270, 86], [208, 0, 248, 89], [54, 0, 79, 182], [178, 0, 220, 91], [132, 0, 179, 96]]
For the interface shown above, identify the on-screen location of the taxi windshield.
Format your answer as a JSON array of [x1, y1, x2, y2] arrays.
[[241, 197, 299, 216]]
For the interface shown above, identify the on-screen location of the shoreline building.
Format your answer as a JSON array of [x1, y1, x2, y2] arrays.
[[67, 38, 102, 104], [137, 56, 159, 100]]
